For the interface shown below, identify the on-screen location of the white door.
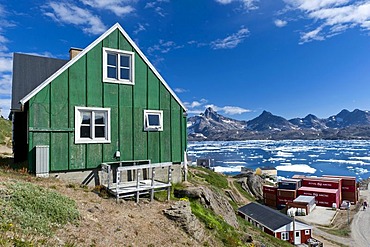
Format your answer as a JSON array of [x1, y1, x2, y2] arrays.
[[294, 230, 301, 245]]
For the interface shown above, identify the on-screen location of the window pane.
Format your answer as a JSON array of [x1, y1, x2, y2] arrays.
[[95, 126, 105, 138], [107, 54, 117, 66], [120, 68, 130, 80], [120, 55, 130, 67], [95, 112, 105, 124], [81, 112, 91, 124], [108, 67, 117, 79], [148, 114, 160, 126], [80, 126, 91, 138]]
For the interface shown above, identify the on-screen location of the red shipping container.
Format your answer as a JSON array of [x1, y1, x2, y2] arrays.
[[323, 175, 356, 187], [302, 179, 340, 190], [263, 185, 277, 194], [277, 196, 295, 205], [298, 187, 340, 208], [264, 193, 277, 200], [277, 189, 297, 198], [341, 185, 356, 192], [264, 198, 276, 207]]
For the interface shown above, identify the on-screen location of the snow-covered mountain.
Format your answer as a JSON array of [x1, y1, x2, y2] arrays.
[[187, 108, 370, 141]]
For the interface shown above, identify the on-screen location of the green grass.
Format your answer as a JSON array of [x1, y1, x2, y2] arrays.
[[318, 226, 351, 237], [0, 180, 80, 243], [190, 200, 243, 247], [0, 118, 11, 148], [233, 180, 256, 202], [189, 167, 228, 190]]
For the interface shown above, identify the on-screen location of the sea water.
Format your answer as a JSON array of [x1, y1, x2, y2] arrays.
[[187, 140, 370, 180]]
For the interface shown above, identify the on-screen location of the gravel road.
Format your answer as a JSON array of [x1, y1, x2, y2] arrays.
[[351, 182, 370, 247]]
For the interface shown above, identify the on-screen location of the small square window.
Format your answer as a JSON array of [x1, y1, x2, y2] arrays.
[[281, 232, 289, 241], [103, 47, 135, 84], [75, 107, 111, 144], [305, 230, 310, 235], [144, 110, 163, 131]]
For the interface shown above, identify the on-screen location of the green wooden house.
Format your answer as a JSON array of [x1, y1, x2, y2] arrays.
[[11, 23, 187, 177]]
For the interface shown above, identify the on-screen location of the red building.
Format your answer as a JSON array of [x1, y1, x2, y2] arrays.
[[238, 202, 313, 245]]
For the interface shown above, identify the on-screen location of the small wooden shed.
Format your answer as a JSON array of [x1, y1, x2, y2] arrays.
[[11, 23, 187, 178]]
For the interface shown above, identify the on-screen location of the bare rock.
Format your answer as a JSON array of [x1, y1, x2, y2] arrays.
[[236, 172, 263, 201], [163, 200, 206, 242], [174, 186, 239, 228]]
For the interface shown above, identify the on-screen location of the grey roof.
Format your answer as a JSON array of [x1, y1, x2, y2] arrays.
[[294, 195, 315, 204], [11, 53, 68, 111], [238, 202, 293, 231]]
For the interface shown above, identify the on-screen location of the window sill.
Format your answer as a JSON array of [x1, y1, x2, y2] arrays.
[[103, 78, 134, 85], [75, 139, 111, 144]]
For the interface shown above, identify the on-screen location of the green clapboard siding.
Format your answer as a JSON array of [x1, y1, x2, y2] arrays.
[[119, 86, 133, 160], [69, 132, 86, 169], [87, 144, 103, 169], [30, 86, 50, 128], [147, 71, 160, 163], [133, 54, 148, 160], [50, 133, 69, 170], [160, 84, 171, 162], [171, 98, 182, 162], [87, 43, 103, 107], [27, 26, 186, 173]]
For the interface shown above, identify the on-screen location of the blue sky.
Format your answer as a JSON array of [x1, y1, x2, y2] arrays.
[[1, 0, 370, 120]]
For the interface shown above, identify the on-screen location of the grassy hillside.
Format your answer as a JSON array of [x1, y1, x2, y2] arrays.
[[0, 162, 292, 247], [0, 117, 12, 148]]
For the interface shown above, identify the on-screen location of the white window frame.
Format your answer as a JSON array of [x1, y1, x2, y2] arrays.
[[103, 47, 135, 85], [281, 232, 289, 241], [144, 110, 163, 131], [75, 106, 111, 144], [305, 229, 310, 235]]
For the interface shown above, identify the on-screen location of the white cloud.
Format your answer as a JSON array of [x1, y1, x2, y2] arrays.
[[148, 40, 184, 54], [174, 88, 188, 93], [0, 98, 10, 118], [145, 0, 168, 16], [80, 0, 135, 16], [185, 99, 250, 116], [215, 0, 258, 10], [134, 23, 146, 34], [43, 2, 106, 35], [282, 0, 370, 43], [211, 27, 249, 49], [275, 19, 288, 27], [0, 56, 12, 73]]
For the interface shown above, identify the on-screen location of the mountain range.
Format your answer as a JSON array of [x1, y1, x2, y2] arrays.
[[187, 108, 370, 141]]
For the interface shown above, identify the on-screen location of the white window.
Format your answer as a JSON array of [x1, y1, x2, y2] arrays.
[[75, 107, 111, 144], [144, 110, 163, 131], [103, 47, 135, 84], [281, 232, 289, 241], [305, 230, 310, 235]]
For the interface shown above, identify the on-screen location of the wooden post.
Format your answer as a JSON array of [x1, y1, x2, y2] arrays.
[[116, 167, 120, 203], [136, 168, 140, 203], [151, 167, 155, 201], [167, 166, 172, 201]]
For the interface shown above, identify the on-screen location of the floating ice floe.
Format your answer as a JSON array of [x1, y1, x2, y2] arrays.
[[223, 161, 247, 164], [349, 157, 370, 161], [347, 166, 369, 174], [317, 159, 369, 165], [276, 164, 316, 174], [212, 166, 243, 173], [275, 151, 294, 158]]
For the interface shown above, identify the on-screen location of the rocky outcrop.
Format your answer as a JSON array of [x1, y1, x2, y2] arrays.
[[174, 186, 239, 228], [163, 201, 206, 242], [235, 172, 264, 201]]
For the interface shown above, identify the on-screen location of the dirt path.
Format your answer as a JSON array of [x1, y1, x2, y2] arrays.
[[351, 182, 370, 247], [226, 177, 249, 205]]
